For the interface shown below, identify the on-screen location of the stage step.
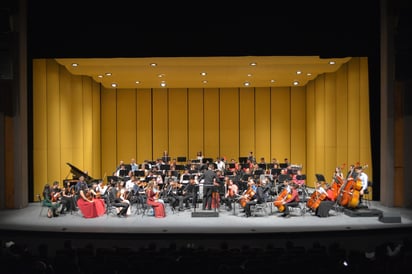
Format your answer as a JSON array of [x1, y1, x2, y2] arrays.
[[191, 211, 219, 217], [344, 207, 383, 217]]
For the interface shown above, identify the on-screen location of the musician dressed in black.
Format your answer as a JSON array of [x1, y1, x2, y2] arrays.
[[164, 179, 185, 211], [182, 176, 199, 209], [201, 163, 218, 210], [107, 181, 130, 217], [244, 179, 266, 218], [51, 181, 69, 215], [61, 181, 77, 214]]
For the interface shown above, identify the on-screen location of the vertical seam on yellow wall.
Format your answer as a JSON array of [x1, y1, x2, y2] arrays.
[[253, 88, 256, 154], [186, 88, 189, 157], [150, 88, 154, 161]]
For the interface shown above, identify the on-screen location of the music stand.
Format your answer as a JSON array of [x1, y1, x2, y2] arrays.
[[271, 168, 281, 176], [177, 157, 187, 162], [182, 174, 190, 181], [124, 164, 131, 172], [229, 163, 235, 169], [160, 164, 171, 171], [296, 175, 307, 180], [267, 163, 274, 169], [254, 169, 264, 177], [279, 163, 288, 169], [175, 164, 185, 171], [258, 163, 267, 170], [119, 169, 128, 177], [315, 174, 326, 182], [133, 170, 145, 177], [202, 158, 213, 164], [162, 156, 171, 163], [107, 176, 120, 183], [278, 174, 290, 183], [238, 157, 248, 163]]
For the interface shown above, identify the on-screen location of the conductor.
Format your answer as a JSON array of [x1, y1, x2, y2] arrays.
[[201, 163, 218, 210]]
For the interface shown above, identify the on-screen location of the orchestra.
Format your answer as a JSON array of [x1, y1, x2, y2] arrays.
[[45, 157, 369, 219]]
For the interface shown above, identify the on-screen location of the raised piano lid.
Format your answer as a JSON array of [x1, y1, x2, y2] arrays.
[[66, 162, 100, 183]]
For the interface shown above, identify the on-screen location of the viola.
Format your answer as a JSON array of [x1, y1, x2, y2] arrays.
[[51, 191, 61, 202]]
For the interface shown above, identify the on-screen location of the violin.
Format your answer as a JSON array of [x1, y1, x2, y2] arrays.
[[51, 191, 61, 202]]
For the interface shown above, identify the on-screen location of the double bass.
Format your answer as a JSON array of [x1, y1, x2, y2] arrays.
[[347, 165, 368, 208], [329, 164, 345, 201], [337, 165, 355, 207]]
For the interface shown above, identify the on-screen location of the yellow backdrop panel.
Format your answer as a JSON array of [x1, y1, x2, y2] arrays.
[[169, 88, 188, 158], [136, 89, 152, 163], [188, 88, 204, 160], [271, 87, 291, 162], [239, 88, 255, 158], [255, 87, 271, 164], [116, 89, 137, 164], [204, 88, 219, 159], [152, 89, 168, 159], [219, 88, 239, 161], [290, 86, 306, 171]]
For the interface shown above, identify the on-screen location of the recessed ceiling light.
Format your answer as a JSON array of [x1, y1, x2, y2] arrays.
[[105, 72, 112, 76], [249, 62, 257, 66], [97, 75, 103, 78], [111, 83, 118, 88], [71, 63, 78, 67], [293, 81, 299, 86], [296, 71, 302, 75], [200, 72, 207, 76], [329, 61, 336, 65], [244, 81, 251, 86], [150, 63, 157, 67], [160, 81, 167, 87], [135, 81, 140, 84]]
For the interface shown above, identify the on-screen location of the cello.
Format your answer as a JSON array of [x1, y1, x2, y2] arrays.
[[238, 187, 256, 208], [306, 189, 327, 211], [273, 188, 291, 212]]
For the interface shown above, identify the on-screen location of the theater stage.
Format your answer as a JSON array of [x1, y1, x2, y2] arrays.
[[1, 200, 411, 252]]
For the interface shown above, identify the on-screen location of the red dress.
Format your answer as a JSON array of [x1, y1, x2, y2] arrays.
[[146, 189, 166, 218], [77, 197, 106, 218]]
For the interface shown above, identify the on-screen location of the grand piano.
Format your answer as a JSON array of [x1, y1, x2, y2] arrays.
[[66, 162, 101, 186]]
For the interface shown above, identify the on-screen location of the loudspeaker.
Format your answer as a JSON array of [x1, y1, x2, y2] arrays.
[[379, 212, 401, 223]]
